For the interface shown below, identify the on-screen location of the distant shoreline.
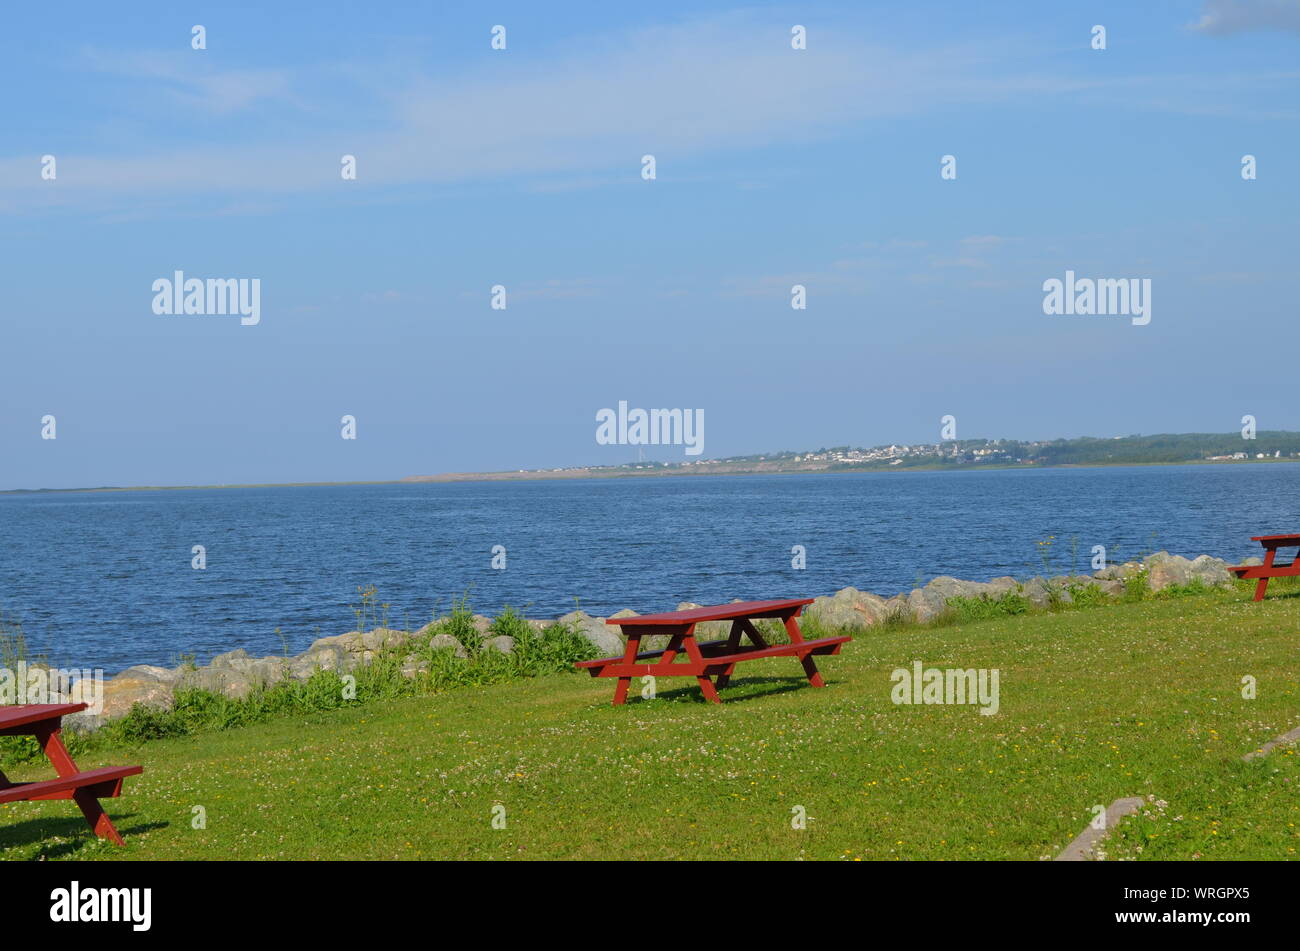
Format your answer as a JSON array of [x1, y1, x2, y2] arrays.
[[3, 456, 1297, 496]]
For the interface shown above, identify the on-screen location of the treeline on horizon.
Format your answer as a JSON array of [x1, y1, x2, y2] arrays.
[[819, 431, 1300, 469], [1013, 431, 1300, 466]]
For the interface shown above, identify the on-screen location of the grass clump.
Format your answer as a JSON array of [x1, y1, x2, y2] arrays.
[[946, 590, 1031, 623]]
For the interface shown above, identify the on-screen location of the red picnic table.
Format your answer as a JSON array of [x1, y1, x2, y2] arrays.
[[0, 704, 142, 846], [1229, 534, 1300, 601], [576, 598, 850, 705]]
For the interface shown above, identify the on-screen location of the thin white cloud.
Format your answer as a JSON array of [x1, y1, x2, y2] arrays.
[[1190, 0, 1300, 35], [2, 12, 1295, 206], [81, 48, 299, 114]]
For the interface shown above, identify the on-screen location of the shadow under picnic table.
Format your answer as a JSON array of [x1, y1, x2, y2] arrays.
[[0, 813, 166, 858], [617, 674, 841, 706]]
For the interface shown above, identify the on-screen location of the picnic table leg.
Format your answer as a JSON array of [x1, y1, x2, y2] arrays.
[[783, 610, 826, 687], [682, 627, 721, 703], [613, 677, 632, 705], [612, 631, 644, 705], [695, 675, 722, 703], [714, 620, 745, 689], [1255, 548, 1277, 601], [72, 790, 126, 846], [799, 653, 827, 688], [34, 723, 127, 846]]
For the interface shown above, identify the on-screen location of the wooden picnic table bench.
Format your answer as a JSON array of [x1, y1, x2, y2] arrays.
[[576, 598, 850, 705], [0, 703, 142, 846], [1228, 534, 1300, 601]]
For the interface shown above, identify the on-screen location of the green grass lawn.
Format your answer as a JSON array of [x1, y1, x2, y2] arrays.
[[2, 584, 1298, 860]]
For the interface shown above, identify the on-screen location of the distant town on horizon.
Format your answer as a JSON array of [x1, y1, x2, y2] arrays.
[[401, 431, 1300, 484], [5, 430, 1298, 495]]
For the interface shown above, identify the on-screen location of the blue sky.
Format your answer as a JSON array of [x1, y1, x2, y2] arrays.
[[1, 0, 1298, 489]]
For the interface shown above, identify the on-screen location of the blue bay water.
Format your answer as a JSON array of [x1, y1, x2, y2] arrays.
[[0, 463, 1296, 674]]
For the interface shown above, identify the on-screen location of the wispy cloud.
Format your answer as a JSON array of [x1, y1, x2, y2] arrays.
[[2, 11, 1295, 207], [81, 48, 300, 114], [1190, 0, 1300, 35]]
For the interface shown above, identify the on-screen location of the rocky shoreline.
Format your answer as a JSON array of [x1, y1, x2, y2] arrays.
[[82, 550, 1246, 730]]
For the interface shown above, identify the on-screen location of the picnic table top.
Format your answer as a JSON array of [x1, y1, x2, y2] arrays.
[[1252, 533, 1300, 544], [606, 598, 815, 627], [0, 703, 87, 730]]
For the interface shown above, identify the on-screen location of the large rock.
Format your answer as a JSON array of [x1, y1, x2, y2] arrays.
[[884, 594, 912, 622], [925, 576, 992, 601], [310, 631, 365, 655], [361, 628, 409, 652], [288, 644, 350, 680], [179, 665, 257, 699], [299, 628, 407, 666], [1020, 577, 1052, 608], [208, 649, 251, 669], [1145, 552, 1192, 592], [807, 587, 890, 630], [115, 664, 180, 685], [481, 635, 516, 654], [907, 587, 947, 623], [1189, 555, 1233, 587], [559, 610, 624, 657], [1094, 562, 1142, 581], [207, 649, 287, 686], [986, 576, 1020, 597], [426, 633, 469, 658], [1097, 579, 1126, 597], [73, 666, 178, 728]]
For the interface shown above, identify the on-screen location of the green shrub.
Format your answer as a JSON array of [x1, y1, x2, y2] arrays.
[[947, 591, 1030, 622], [1066, 582, 1109, 609], [1123, 569, 1149, 601]]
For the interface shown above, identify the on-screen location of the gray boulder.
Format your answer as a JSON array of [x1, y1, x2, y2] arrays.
[[288, 644, 350, 680], [925, 576, 992, 601], [426, 633, 469, 658], [482, 635, 516, 654], [907, 587, 947, 623], [179, 665, 256, 699], [986, 576, 1020, 597], [807, 587, 890, 630], [883, 594, 912, 622], [1145, 552, 1192, 592], [1020, 577, 1052, 608], [361, 627, 409, 652], [1189, 554, 1233, 587], [75, 666, 179, 728], [207, 649, 286, 686], [1097, 579, 1126, 597], [116, 664, 180, 685], [559, 610, 624, 657], [1095, 562, 1143, 580]]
